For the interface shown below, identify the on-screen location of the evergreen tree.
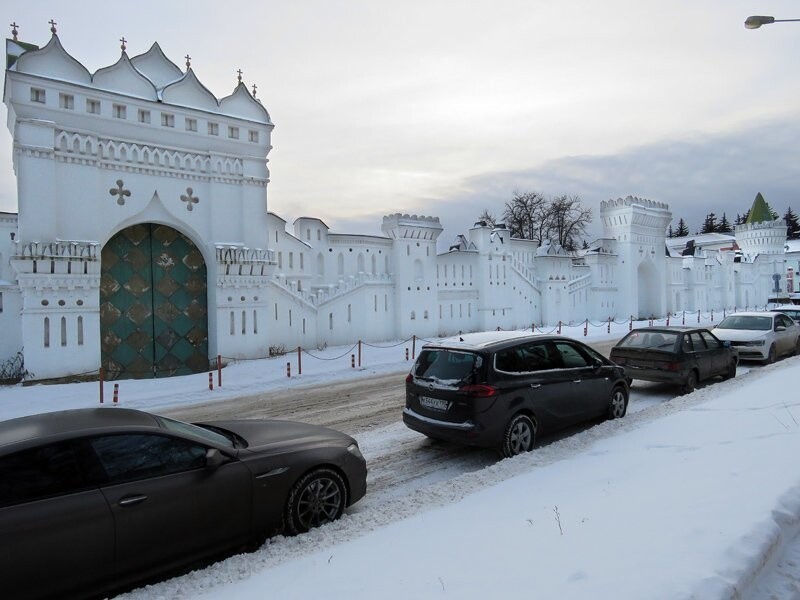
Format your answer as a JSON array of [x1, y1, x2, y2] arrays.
[[675, 218, 690, 237], [716, 212, 732, 234], [581, 239, 589, 250], [667, 225, 674, 238], [700, 212, 717, 234], [734, 213, 743, 225], [784, 207, 800, 239]]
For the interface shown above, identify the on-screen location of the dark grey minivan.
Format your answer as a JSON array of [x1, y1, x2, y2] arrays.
[[403, 332, 629, 457]]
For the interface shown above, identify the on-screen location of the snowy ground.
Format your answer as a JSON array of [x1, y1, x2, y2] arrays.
[[3, 317, 800, 599]]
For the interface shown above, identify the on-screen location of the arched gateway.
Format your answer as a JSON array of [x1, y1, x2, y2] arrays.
[[100, 223, 208, 379]]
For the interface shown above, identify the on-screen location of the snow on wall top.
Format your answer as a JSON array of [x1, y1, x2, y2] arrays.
[[13, 34, 92, 86], [161, 69, 220, 112], [129, 42, 184, 89], [92, 52, 158, 100], [11, 35, 271, 124], [600, 195, 669, 212], [219, 82, 271, 123]]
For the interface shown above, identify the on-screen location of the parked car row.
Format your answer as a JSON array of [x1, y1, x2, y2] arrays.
[[4, 309, 798, 599]]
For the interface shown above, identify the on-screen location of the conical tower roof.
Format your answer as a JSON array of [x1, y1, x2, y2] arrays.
[[746, 193, 775, 224]]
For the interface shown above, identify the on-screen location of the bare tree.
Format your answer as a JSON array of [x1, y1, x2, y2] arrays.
[[479, 191, 592, 250], [502, 191, 548, 242], [476, 209, 497, 229], [547, 195, 592, 250]]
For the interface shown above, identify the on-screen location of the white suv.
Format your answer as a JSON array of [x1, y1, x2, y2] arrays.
[[713, 311, 800, 363]]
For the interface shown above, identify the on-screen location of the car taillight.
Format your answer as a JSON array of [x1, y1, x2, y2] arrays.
[[405, 373, 413, 383], [457, 384, 498, 397], [664, 362, 681, 372]]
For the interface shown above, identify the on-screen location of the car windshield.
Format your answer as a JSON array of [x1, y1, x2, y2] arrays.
[[618, 330, 679, 350], [717, 316, 772, 331], [413, 349, 481, 384], [155, 415, 236, 449]]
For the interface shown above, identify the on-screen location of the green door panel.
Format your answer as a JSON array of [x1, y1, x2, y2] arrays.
[[100, 224, 208, 379]]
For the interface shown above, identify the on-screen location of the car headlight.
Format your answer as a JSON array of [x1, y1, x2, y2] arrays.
[[742, 339, 765, 347], [347, 443, 364, 459]]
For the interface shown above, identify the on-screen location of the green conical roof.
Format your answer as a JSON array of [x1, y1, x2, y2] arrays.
[[745, 192, 775, 224]]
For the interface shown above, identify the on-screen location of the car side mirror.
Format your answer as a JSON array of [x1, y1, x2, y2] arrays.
[[776, 325, 786, 332], [722, 340, 731, 348], [205, 448, 225, 470], [592, 358, 604, 372]]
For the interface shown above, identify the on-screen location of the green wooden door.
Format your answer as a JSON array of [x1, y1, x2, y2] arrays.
[[100, 224, 208, 379]]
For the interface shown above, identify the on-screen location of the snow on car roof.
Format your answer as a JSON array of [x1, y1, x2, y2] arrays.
[[426, 330, 544, 350]]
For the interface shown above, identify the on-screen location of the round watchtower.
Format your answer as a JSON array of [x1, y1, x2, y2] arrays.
[[735, 193, 787, 262]]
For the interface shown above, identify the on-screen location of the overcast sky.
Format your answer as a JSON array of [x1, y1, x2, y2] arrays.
[[2, 0, 799, 245]]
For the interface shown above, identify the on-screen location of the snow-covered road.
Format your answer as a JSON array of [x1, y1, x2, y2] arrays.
[[121, 360, 799, 600]]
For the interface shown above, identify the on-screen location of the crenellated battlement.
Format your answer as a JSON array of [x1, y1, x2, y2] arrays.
[[381, 213, 443, 240]]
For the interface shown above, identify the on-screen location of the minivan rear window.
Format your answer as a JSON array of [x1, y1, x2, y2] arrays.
[[413, 349, 481, 384]]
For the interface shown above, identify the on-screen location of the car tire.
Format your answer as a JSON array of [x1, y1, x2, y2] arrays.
[[500, 414, 536, 458], [682, 370, 698, 395], [607, 386, 628, 419], [764, 344, 777, 365], [284, 468, 347, 535], [723, 361, 736, 380]]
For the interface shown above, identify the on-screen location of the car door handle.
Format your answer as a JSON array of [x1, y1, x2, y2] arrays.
[[118, 494, 148, 507], [573, 379, 582, 383], [530, 384, 541, 388]]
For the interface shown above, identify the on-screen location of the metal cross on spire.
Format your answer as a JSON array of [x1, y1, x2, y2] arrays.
[[185, 54, 191, 70], [48, 19, 57, 34], [251, 83, 257, 97], [10, 22, 19, 40], [237, 68, 243, 83], [120, 36, 127, 52]]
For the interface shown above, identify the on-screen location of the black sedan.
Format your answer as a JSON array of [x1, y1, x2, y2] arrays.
[[610, 326, 738, 394], [0, 408, 367, 600]]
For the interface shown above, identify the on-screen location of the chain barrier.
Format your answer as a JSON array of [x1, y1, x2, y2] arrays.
[[30, 303, 791, 398], [301, 343, 359, 361]]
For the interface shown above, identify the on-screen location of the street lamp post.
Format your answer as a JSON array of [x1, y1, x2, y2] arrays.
[[745, 15, 800, 29]]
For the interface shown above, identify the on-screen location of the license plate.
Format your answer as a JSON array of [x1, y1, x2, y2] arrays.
[[419, 396, 449, 411]]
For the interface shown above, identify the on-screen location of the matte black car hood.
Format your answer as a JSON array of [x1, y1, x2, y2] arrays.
[[201, 419, 354, 451]]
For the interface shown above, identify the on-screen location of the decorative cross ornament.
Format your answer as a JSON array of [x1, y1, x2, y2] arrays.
[[185, 54, 191, 69], [49, 19, 57, 34], [237, 68, 243, 83], [180, 187, 199, 211], [10, 22, 19, 40], [109, 180, 131, 205], [251, 83, 257, 97], [120, 36, 127, 52]]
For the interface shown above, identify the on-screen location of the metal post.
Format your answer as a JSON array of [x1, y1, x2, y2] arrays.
[[405, 348, 409, 361], [351, 354, 355, 368], [113, 383, 119, 405], [358, 340, 362, 367], [99, 367, 104, 404], [208, 372, 213, 390], [557, 320, 562, 335], [607, 318, 611, 334], [217, 354, 222, 387], [298, 346, 302, 375], [286, 362, 291, 377], [583, 319, 588, 336], [697, 309, 700, 323], [629, 316, 633, 331], [412, 335, 416, 359]]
